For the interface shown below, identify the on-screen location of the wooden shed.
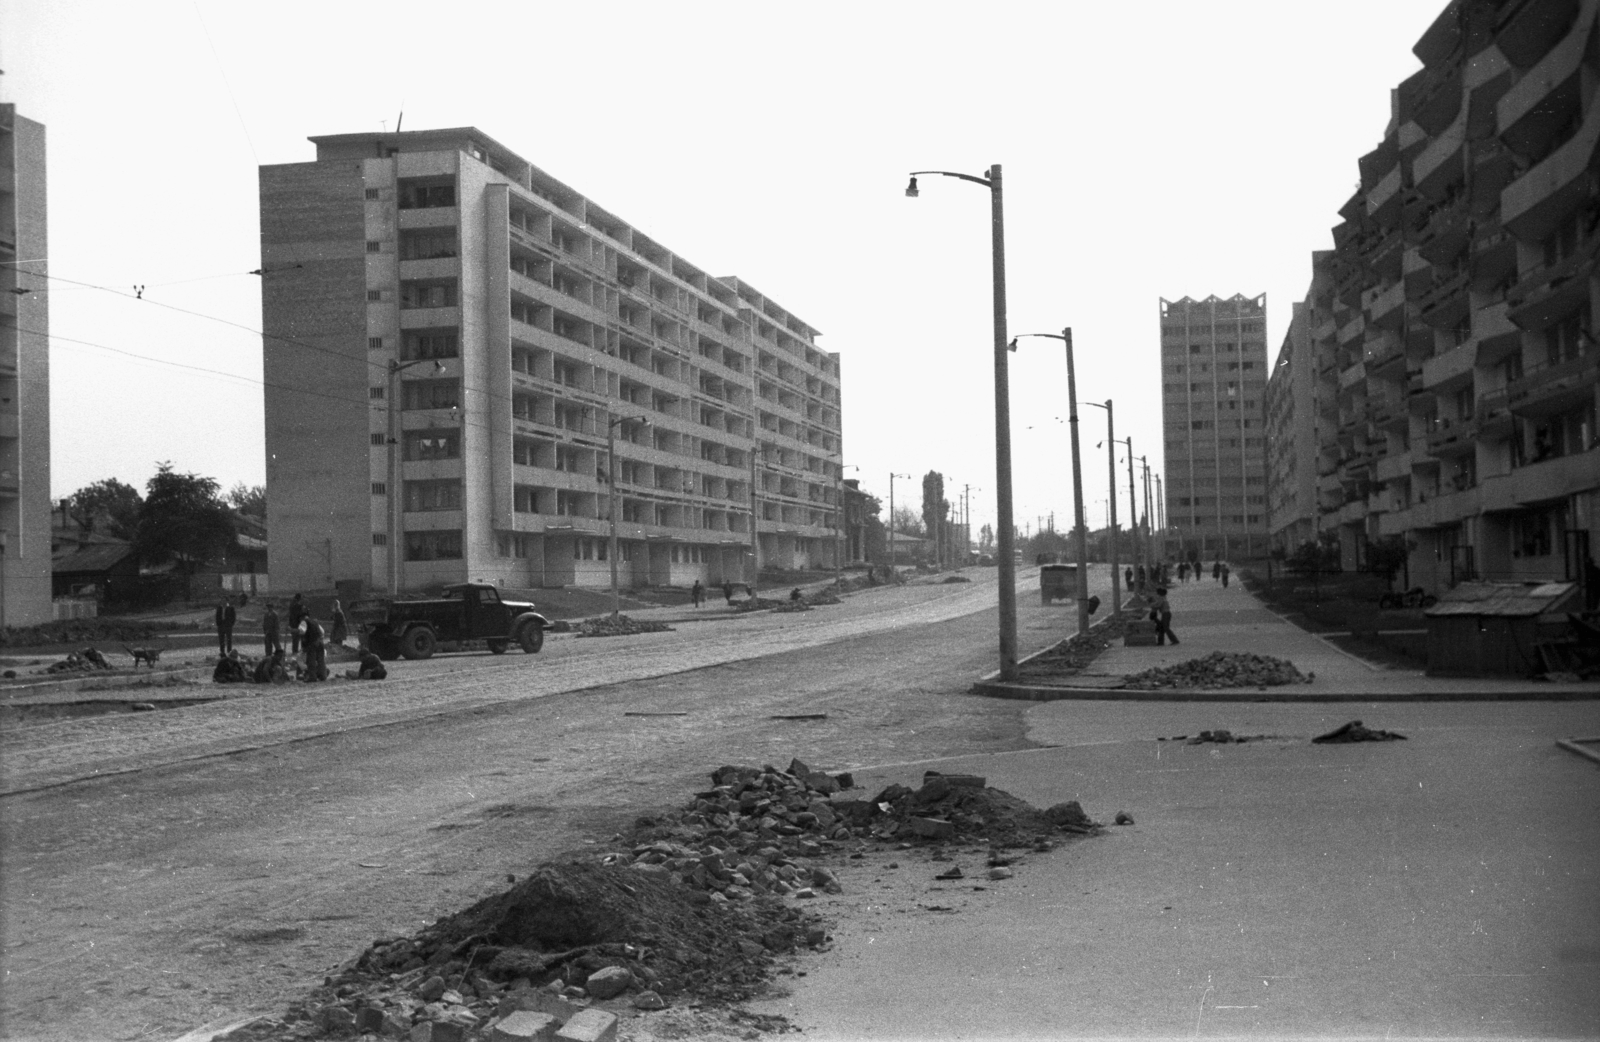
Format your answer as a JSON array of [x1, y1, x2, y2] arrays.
[[1423, 581, 1582, 677]]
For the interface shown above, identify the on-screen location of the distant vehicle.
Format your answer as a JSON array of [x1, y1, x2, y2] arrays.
[[1378, 586, 1437, 610], [365, 582, 550, 660], [1039, 563, 1078, 605], [978, 554, 995, 567]]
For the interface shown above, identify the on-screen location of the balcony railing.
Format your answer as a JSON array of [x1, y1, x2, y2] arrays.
[[1417, 270, 1470, 328], [1505, 349, 1600, 417], [1505, 228, 1600, 330]]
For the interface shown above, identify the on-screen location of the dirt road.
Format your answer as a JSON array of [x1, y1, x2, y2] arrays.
[[0, 569, 1090, 1041]]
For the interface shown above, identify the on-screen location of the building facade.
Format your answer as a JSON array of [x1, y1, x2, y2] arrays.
[[1265, 255, 1334, 554], [260, 127, 842, 595], [1282, 0, 1600, 589], [1159, 293, 1271, 558], [0, 104, 51, 626]]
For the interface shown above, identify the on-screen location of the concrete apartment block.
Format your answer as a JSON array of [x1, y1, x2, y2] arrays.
[[1158, 293, 1271, 558], [1265, 255, 1334, 552], [1273, 0, 1600, 590], [260, 127, 843, 596], [0, 104, 51, 626]]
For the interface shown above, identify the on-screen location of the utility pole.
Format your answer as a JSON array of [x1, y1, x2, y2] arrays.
[[1124, 438, 1138, 590], [749, 452, 760, 594]]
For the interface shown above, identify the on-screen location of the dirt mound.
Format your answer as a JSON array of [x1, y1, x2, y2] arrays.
[[1015, 613, 1131, 678], [804, 589, 842, 606], [858, 771, 1102, 847], [1313, 719, 1407, 743], [1123, 650, 1310, 689], [575, 615, 675, 638]]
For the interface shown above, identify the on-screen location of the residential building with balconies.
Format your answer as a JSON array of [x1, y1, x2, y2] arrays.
[[1159, 293, 1271, 558], [1272, 0, 1599, 595], [0, 104, 50, 626], [260, 127, 843, 595], [1266, 256, 1335, 553]]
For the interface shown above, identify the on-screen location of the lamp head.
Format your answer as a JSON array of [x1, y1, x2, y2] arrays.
[[432, 360, 446, 374], [904, 176, 919, 198], [1006, 337, 1017, 352]]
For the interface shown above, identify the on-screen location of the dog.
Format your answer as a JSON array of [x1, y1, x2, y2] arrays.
[[123, 644, 162, 669]]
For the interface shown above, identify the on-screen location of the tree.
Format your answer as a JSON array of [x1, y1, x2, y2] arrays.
[[921, 471, 948, 566], [891, 506, 924, 537], [1366, 535, 1411, 587], [227, 482, 267, 518], [66, 478, 143, 540], [1285, 533, 1340, 575], [979, 523, 994, 551], [134, 463, 237, 573]]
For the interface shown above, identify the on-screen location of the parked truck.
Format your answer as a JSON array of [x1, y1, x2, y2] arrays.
[[363, 582, 550, 661]]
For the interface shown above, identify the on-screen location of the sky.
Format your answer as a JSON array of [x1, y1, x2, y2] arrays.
[[3, 0, 1448, 536]]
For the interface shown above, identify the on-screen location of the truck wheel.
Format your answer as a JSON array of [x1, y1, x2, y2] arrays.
[[401, 626, 437, 660], [518, 623, 544, 654], [372, 637, 401, 662], [487, 639, 508, 655]]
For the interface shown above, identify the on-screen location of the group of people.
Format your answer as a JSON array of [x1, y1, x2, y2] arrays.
[[213, 592, 385, 684]]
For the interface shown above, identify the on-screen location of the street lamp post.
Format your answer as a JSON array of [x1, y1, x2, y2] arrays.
[[387, 357, 446, 596], [1084, 400, 1120, 615], [608, 414, 647, 617], [887, 471, 912, 571], [906, 165, 1017, 678], [1011, 329, 1090, 636]]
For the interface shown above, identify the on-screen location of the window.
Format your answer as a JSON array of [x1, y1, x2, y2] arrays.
[[403, 331, 459, 360], [368, 336, 384, 350], [372, 482, 387, 495], [401, 379, 460, 410], [404, 430, 460, 460], [366, 240, 381, 254], [372, 533, 387, 546], [370, 433, 386, 446], [405, 530, 463, 560], [364, 188, 381, 200], [367, 290, 383, 302], [514, 485, 540, 513], [369, 387, 385, 400], [400, 280, 458, 309], [404, 479, 463, 512], [400, 229, 458, 260], [397, 181, 457, 209]]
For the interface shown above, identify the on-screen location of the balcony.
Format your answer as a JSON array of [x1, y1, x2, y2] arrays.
[[1364, 333, 1405, 373], [1472, 300, 1523, 367], [1495, 0, 1580, 68], [1424, 418, 1475, 458], [1502, 101, 1600, 241], [1366, 278, 1408, 331], [1376, 450, 1413, 483], [1468, 219, 1518, 290], [1504, 349, 1600, 418], [1479, 444, 1600, 512], [1469, 138, 1524, 217], [1421, 340, 1474, 391], [1339, 360, 1367, 391], [1472, 388, 1515, 439], [1338, 314, 1366, 346], [1413, 110, 1466, 201], [1416, 270, 1470, 329], [1415, 199, 1472, 263], [1496, 5, 1591, 158], [1505, 229, 1600, 330], [1366, 166, 1404, 226]]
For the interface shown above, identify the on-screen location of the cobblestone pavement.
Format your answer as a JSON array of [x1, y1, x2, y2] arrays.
[[0, 576, 1030, 796]]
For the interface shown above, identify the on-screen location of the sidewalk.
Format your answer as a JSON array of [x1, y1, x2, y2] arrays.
[[976, 573, 1600, 700]]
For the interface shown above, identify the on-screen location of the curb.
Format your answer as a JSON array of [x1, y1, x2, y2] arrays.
[[970, 679, 1600, 702]]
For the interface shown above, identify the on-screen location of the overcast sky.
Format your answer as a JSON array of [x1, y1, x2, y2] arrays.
[[4, 0, 1446, 535]]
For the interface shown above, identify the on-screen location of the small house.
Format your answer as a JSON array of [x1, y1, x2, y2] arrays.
[[1423, 581, 1583, 677]]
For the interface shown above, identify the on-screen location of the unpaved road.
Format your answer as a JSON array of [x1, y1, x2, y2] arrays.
[[0, 569, 1095, 1042]]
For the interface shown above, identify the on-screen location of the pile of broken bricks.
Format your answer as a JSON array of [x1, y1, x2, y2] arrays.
[[1122, 650, 1312, 690]]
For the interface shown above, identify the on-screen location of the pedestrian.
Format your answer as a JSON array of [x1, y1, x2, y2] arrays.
[[1222, 562, 1231, 588], [790, 587, 803, 602], [1150, 586, 1179, 645], [1125, 567, 1134, 590], [345, 645, 387, 681], [214, 597, 237, 655], [691, 580, 704, 608], [329, 599, 348, 647], [261, 601, 281, 656], [1212, 560, 1221, 582], [1178, 561, 1188, 583], [288, 593, 307, 654], [1136, 565, 1147, 588], [723, 580, 734, 605], [301, 616, 327, 681]]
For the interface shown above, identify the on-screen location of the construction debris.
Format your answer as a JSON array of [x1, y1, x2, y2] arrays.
[[1015, 613, 1132, 679], [1122, 651, 1311, 690], [574, 615, 675, 638], [44, 648, 115, 674], [1313, 719, 1407, 743]]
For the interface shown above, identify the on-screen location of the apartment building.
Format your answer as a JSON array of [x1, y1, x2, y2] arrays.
[[1265, 266, 1329, 552], [1159, 293, 1271, 557], [1286, 0, 1599, 590], [260, 127, 842, 595], [0, 104, 50, 626]]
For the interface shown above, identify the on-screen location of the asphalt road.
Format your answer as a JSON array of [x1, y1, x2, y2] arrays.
[[0, 567, 1098, 1042]]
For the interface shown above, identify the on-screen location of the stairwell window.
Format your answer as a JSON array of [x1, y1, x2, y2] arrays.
[[400, 280, 458, 309], [404, 530, 462, 560]]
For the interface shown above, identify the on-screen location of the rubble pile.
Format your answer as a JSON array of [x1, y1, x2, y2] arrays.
[[1123, 651, 1311, 690], [1157, 729, 1269, 744], [1313, 719, 1407, 743], [769, 600, 813, 614], [941, 575, 972, 584], [1016, 613, 1131, 678], [44, 647, 115, 674], [804, 588, 842, 606], [574, 615, 675, 638], [733, 597, 785, 613]]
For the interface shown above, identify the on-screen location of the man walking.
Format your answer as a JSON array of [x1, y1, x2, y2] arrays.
[[1150, 586, 1179, 646], [1221, 562, 1231, 588], [691, 580, 704, 608], [214, 597, 237, 655]]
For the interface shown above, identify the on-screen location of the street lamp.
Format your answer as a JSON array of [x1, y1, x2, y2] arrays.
[[608, 413, 648, 617], [1011, 329, 1090, 637], [387, 357, 447, 595], [887, 471, 912, 571], [1083, 400, 1121, 615], [834, 463, 859, 582], [906, 165, 1018, 678]]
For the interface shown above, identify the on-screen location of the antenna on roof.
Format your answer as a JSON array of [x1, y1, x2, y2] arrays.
[[395, 103, 404, 134]]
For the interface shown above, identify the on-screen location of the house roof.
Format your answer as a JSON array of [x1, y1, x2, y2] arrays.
[[52, 542, 138, 575], [1424, 581, 1581, 618]]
